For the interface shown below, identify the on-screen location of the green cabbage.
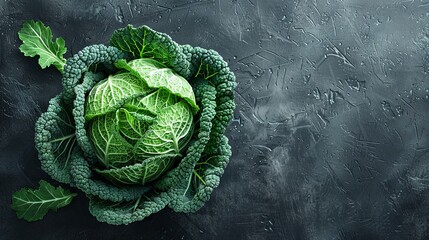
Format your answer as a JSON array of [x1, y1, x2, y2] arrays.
[[86, 59, 196, 185]]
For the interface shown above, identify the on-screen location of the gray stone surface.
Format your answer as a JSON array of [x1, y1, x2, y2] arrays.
[[1, 0, 429, 239]]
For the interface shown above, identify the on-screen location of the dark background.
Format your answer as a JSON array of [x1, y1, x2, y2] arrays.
[[1, 0, 429, 239]]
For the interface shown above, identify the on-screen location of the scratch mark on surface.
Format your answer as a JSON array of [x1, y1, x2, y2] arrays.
[[255, 52, 276, 63], [306, 57, 316, 69], [306, 15, 316, 26], [344, 14, 364, 48], [17, 162, 33, 185], [372, 42, 384, 76], [419, 1, 429, 7], [307, 32, 322, 43], [252, 145, 273, 152], [414, 120, 420, 142], [369, 57, 390, 85], [323, 37, 355, 69], [317, 110, 329, 126], [331, 16, 337, 36], [267, 68, 273, 89], [263, 49, 290, 61], [325, 160, 347, 194], [127, 0, 134, 18], [400, 98, 417, 113], [235, 2, 244, 43], [312, 2, 321, 16], [218, 0, 222, 14], [234, 89, 253, 109]]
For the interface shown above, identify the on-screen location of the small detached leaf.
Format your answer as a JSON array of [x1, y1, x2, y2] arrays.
[[11, 180, 76, 222], [18, 20, 67, 72]]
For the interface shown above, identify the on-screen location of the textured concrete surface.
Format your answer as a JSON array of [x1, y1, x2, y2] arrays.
[[2, 0, 429, 239]]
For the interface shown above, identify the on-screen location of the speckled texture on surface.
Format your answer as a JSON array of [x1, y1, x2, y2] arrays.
[[1, 0, 429, 239]]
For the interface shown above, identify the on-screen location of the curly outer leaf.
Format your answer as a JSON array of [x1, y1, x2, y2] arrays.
[[172, 136, 232, 212], [110, 24, 191, 78], [181, 45, 236, 151], [69, 148, 150, 202], [168, 46, 235, 212], [73, 72, 105, 162], [163, 82, 218, 211], [62, 44, 125, 104], [88, 194, 170, 225], [35, 95, 76, 184]]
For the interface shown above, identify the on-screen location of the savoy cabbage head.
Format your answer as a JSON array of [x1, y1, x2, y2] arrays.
[[13, 22, 236, 225], [86, 58, 197, 185]]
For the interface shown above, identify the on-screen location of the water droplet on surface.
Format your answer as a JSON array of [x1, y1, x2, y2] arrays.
[[260, 215, 274, 232], [312, 88, 321, 100], [304, 74, 311, 84], [381, 100, 397, 118], [381, 100, 391, 111], [395, 105, 404, 117], [345, 77, 364, 91], [376, 19, 382, 25]]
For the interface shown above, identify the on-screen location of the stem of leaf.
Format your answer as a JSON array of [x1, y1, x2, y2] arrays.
[[193, 170, 206, 185], [48, 133, 75, 143]]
